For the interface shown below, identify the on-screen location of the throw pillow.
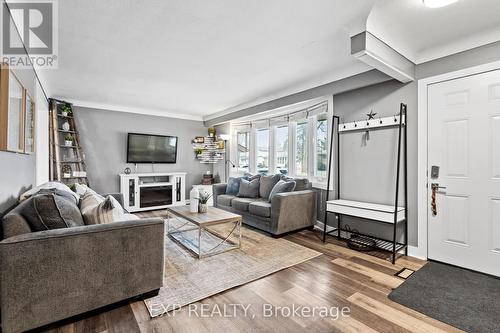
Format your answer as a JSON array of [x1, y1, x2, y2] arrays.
[[259, 174, 281, 199], [83, 195, 130, 225], [19, 181, 80, 203], [237, 178, 260, 198], [243, 173, 261, 181], [80, 190, 105, 215], [19, 193, 84, 231], [268, 180, 296, 202], [37, 188, 79, 205], [281, 175, 310, 191], [226, 177, 241, 195]]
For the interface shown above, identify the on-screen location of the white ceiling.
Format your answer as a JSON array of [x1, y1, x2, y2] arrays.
[[34, 0, 500, 120], [368, 0, 500, 64], [38, 0, 376, 120]]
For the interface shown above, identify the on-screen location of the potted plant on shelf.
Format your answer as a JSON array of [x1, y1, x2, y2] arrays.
[[197, 190, 212, 213], [64, 134, 74, 147], [60, 104, 72, 117], [195, 148, 204, 157]]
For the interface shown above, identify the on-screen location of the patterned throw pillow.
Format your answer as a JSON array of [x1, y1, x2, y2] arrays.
[[80, 190, 105, 216], [19, 193, 84, 231], [268, 180, 297, 202], [82, 195, 135, 225], [237, 178, 260, 198]]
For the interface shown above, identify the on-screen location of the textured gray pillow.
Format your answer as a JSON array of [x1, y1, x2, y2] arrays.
[[237, 178, 260, 198], [280, 175, 310, 191], [259, 174, 281, 199], [268, 180, 296, 202], [19, 193, 84, 231]]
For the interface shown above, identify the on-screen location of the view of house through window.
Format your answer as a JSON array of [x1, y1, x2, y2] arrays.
[[237, 131, 249, 173], [295, 121, 308, 176], [315, 116, 328, 178], [256, 128, 269, 174], [275, 125, 289, 175]]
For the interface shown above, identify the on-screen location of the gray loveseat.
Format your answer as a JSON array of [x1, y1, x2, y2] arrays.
[[0, 193, 165, 333], [213, 176, 317, 236]]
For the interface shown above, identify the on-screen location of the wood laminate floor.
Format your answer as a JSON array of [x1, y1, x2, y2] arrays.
[[40, 213, 464, 333]]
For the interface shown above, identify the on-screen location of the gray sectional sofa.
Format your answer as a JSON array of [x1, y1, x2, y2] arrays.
[[213, 176, 317, 236], [0, 192, 165, 333]]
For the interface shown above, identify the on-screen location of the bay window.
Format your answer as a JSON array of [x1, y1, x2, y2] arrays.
[[231, 99, 331, 186]]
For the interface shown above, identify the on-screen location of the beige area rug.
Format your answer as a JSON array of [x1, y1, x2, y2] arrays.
[[143, 220, 322, 317]]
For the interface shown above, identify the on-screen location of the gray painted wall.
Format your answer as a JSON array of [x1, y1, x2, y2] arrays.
[[416, 41, 500, 79], [0, 152, 36, 214], [212, 123, 231, 183], [74, 107, 210, 196], [0, 3, 41, 216]]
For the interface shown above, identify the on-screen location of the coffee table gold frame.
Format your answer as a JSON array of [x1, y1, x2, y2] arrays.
[[166, 206, 242, 259]]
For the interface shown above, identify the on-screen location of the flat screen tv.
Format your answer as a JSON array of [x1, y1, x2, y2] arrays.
[[127, 133, 178, 163]]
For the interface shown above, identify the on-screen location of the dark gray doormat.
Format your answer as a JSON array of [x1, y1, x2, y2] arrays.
[[389, 261, 500, 333]]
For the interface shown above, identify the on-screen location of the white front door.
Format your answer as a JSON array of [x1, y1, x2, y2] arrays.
[[428, 69, 500, 276]]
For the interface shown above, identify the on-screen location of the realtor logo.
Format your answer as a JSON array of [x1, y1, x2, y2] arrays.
[[1, 0, 58, 68]]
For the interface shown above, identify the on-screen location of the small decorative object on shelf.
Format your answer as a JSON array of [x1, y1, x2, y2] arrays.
[[208, 127, 216, 137], [73, 170, 87, 178], [64, 134, 74, 147], [60, 104, 72, 117], [202, 171, 214, 185], [193, 136, 205, 143], [62, 120, 70, 132], [62, 164, 72, 178], [195, 148, 204, 157], [124, 167, 131, 175], [197, 190, 212, 213]]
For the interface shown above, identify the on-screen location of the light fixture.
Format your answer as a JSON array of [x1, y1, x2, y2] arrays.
[[423, 0, 458, 8], [219, 134, 230, 141]]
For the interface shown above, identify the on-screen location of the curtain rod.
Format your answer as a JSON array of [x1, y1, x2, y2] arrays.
[[232, 101, 329, 127]]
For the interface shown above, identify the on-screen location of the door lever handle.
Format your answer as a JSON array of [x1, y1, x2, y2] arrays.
[[431, 183, 446, 216]]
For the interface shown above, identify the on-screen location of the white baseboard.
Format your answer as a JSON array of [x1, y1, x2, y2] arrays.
[[407, 245, 427, 260]]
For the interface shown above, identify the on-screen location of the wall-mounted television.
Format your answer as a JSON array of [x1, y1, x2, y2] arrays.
[[127, 133, 178, 163]]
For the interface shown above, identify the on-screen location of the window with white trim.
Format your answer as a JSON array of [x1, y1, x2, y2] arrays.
[[230, 99, 332, 186], [236, 131, 249, 173], [274, 125, 289, 175], [295, 120, 308, 177], [256, 128, 269, 174], [315, 114, 328, 180]]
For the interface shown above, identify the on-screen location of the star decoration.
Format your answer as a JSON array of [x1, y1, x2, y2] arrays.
[[367, 110, 377, 120]]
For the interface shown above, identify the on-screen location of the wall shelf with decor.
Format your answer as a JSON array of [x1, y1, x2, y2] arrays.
[[192, 136, 225, 164]]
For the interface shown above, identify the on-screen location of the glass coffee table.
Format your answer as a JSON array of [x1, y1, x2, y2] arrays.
[[166, 206, 242, 259]]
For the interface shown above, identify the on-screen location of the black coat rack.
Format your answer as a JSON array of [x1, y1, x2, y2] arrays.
[[322, 103, 408, 264]]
